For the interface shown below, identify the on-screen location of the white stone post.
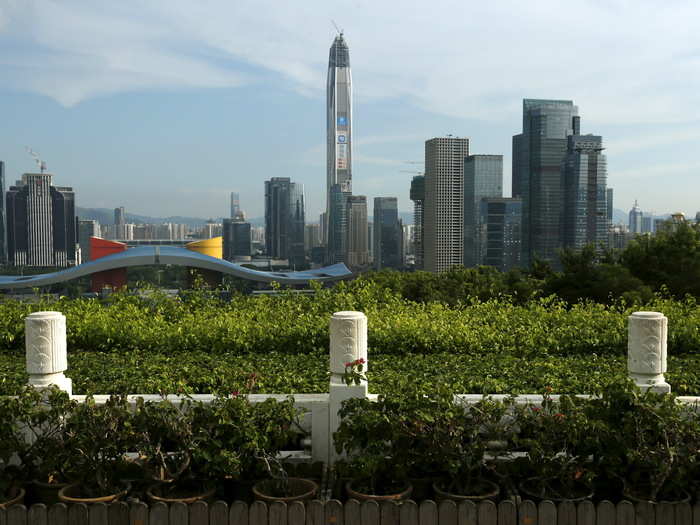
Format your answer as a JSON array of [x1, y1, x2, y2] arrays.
[[628, 311, 670, 393], [328, 311, 368, 463], [25, 311, 72, 395]]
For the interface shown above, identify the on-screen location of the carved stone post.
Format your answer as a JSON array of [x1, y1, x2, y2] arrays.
[[25, 311, 72, 395], [628, 311, 670, 393], [328, 311, 368, 463]]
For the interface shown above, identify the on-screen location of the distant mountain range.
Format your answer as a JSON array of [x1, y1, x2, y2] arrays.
[[77, 208, 416, 226]]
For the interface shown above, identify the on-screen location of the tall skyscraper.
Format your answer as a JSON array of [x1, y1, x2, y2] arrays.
[[114, 206, 125, 225], [423, 137, 469, 273], [230, 192, 240, 219], [513, 99, 578, 266], [264, 177, 306, 268], [373, 197, 402, 270], [0, 161, 6, 263], [326, 32, 353, 246], [327, 184, 351, 264], [478, 197, 522, 271], [606, 188, 614, 226], [561, 131, 608, 251], [629, 200, 643, 234], [409, 175, 425, 269], [6, 172, 76, 267], [463, 155, 503, 267], [346, 195, 369, 268]]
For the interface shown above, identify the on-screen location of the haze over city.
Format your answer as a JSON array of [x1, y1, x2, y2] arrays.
[[0, 0, 698, 219]]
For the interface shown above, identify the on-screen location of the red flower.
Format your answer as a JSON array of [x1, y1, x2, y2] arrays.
[[231, 390, 240, 397], [358, 358, 366, 364], [554, 413, 565, 419], [531, 407, 541, 412], [344, 362, 352, 367]]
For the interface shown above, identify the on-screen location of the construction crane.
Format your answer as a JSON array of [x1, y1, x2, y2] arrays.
[[400, 170, 424, 175], [331, 20, 343, 36], [25, 147, 47, 173]]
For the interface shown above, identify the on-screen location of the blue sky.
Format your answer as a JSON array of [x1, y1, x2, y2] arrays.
[[0, 0, 698, 221]]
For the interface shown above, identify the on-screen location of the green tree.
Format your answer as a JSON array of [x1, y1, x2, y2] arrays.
[[621, 221, 700, 298]]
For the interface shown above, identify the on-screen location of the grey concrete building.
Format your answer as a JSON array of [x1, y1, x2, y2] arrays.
[[77, 219, 100, 263], [6, 172, 76, 267], [346, 195, 369, 268], [561, 132, 608, 251], [424, 137, 469, 272]]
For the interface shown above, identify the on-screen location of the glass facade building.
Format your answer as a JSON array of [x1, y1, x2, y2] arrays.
[[327, 184, 351, 265], [264, 177, 305, 268], [513, 99, 578, 267], [373, 197, 402, 269], [409, 175, 424, 269], [464, 155, 503, 267], [561, 134, 608, 251], [478, 197, 522, 271]]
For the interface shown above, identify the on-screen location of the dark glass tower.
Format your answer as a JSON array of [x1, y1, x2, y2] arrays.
[[463, 155, 503, 267], [264, 177, 306, 269], [373, 197, 402, 269], [326, 33, 352, 256], [513, 99, 578, 267], [0, 161, 6, 263]]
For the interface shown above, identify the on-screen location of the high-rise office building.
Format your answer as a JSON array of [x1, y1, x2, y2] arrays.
[[77, 219, 100, 263], [464, 155, 503, 267], [606, 188, 614, 226], [326, 32, 353, 247], [304, 224, 321, 253], [641, 214, 655, 234], [264, 177, 305, 268], [424, 137, 469, 272], [0, 161, 6, 263], [478, 197, 522, 271], [629, 200, 643, 234], [513, 99, 578, 266], [114, 207, 125, 225], [230, 192, 240, 219], [561, 132, 608, 251], [346, 195, 369, 268], [409, 175, 425, 270], [373, 197, 402, 270], [223, 217, 251, 261], [327, 184, 351, 265], [6, 172, 76, 267]]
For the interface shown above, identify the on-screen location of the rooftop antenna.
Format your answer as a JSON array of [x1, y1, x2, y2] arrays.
[[331, 20, 343, 36], [25, 146, 47, 173]]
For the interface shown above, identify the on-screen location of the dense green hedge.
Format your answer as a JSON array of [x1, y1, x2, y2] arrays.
[[1, 283, 700, 395]]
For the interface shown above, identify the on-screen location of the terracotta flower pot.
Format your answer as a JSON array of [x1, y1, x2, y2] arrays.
[[0, 487, 26, 509], [519, 477, 592, 503], [32, 479, 69, 505], [252, 478, 318, 503], [345, 480, 413, 502], [58, 483, 130, 504], [433, 479, 500, 502], [146, 481, 216, 504]]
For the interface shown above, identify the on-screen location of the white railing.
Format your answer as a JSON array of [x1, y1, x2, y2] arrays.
[[23, 309, 689, 465]]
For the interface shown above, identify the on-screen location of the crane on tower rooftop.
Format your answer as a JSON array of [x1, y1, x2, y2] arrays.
[[25, 147, 47, 173]]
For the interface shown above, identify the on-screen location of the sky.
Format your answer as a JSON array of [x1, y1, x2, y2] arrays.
[[0, 0, 698, 221]]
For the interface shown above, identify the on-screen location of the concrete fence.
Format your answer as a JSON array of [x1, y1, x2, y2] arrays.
[[23, 309, 681, 466]]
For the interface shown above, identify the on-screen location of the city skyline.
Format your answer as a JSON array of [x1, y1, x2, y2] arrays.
[[0, 1, 698, 219]]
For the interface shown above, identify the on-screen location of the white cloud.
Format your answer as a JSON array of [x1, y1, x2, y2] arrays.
[[0, 0, 698, 125]]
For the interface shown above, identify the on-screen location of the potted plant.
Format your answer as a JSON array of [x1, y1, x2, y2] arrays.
[[334, 395, 412, 501], [0, 391, 30, 508], [57, 394, 135, 503], [18, 387, 76, 504], [587, 382, 699, 502], [252, 453, 318, 503], [431, 397, 509, 502], [514, 389, 595, 502], [133, 397, 218, 503]]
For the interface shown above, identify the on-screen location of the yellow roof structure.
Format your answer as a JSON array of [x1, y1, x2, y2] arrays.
[[185, 236, 223, 259]]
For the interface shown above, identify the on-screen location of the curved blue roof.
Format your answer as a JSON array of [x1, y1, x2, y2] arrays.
[[0, 246, 352, 289]]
